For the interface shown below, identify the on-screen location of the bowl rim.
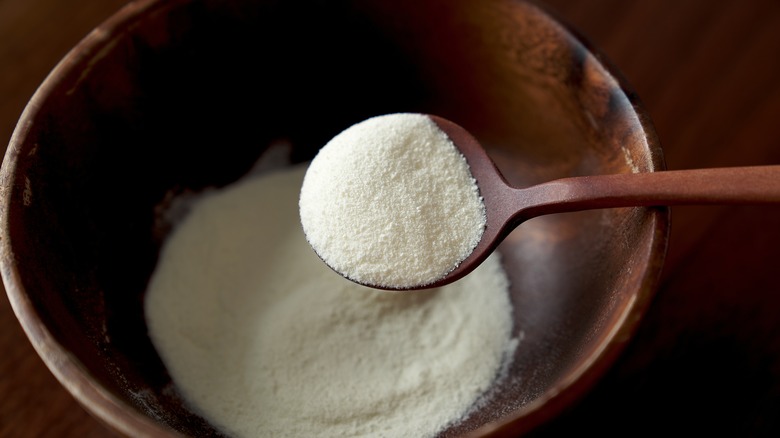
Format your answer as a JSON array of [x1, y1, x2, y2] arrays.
[[0, 0, 188, 436], [0, 0, 670, 437], [466, 1, 670, 435]]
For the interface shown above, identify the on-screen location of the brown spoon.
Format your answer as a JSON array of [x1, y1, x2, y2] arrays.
[[399, 115, 780, 291]]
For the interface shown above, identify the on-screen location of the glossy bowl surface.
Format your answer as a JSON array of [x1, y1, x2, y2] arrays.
[[0, 0, 668, 436]]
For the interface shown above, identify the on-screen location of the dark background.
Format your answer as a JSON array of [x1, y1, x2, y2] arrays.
[[2, 0, 780, 436]]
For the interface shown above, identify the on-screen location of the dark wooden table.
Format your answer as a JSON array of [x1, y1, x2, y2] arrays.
[[2, 1, 780, 436]]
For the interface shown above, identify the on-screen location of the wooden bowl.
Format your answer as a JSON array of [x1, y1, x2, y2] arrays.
[[0, 0, 668, 436]]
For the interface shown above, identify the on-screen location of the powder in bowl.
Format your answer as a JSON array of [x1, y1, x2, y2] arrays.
[[145, 165, 517, 438], [298, 113, 486, 289]]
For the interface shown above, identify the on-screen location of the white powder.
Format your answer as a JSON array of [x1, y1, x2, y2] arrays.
[[299, 113, 486, 289], [145, 165, 516, 438]]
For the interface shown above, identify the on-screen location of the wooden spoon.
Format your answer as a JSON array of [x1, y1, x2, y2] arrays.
[[421, 115, 780, 290]]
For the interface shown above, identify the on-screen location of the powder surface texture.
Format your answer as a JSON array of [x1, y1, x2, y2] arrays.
[[145, 165, 515, 438], [299, 113, 486, 289]]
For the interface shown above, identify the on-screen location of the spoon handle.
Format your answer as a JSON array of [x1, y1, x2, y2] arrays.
[[517, 165, 780, 219]]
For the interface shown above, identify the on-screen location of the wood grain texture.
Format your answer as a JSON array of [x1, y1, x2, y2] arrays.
[[536, 1, 780, 436], [1, 0, 780, 437], [0, 2, 129, 437]]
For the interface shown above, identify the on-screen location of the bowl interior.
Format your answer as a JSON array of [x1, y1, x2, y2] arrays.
[[1, 0, 667, 436]]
